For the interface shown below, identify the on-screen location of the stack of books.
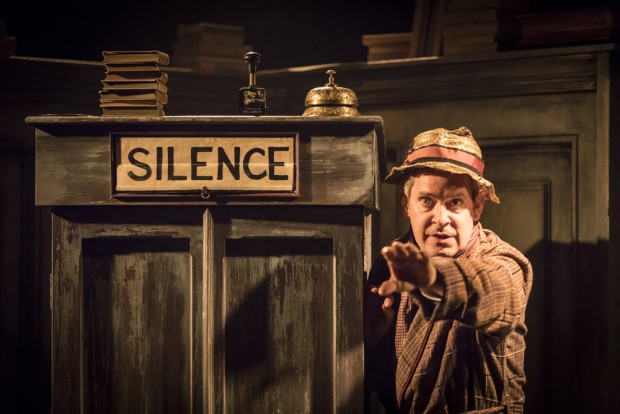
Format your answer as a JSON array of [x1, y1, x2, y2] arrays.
[[362, 33, 411, 61], [172, 23, 250, 74], [442, 0, 529, 56], [100, 51, 170, 116]]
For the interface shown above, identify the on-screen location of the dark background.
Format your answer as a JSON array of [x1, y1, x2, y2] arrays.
[[1, 0, 618, 69]]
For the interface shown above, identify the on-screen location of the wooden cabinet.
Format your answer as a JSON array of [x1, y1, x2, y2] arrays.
[[28, 116, 385, 413]]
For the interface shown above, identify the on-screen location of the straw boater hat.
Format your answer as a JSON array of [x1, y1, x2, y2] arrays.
[[384, 126, 500, 203]]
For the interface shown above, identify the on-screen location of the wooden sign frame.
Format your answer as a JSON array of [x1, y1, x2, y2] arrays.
[[111, 132, 299, 199]]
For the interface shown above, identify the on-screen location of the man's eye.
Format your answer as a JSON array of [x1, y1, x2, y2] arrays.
[[419, 197, 433, 206], [448, 199, 463, 208]]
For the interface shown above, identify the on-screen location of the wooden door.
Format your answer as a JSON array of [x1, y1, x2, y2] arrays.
[[204, 206, 366, 414], [481, 136, 576, 414]]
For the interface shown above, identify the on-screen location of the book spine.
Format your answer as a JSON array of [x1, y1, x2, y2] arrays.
[[104, 72, 169, 82], [101, 81, 168, 93], [102, 51, 170, 65], [101, 107, 165, 116]]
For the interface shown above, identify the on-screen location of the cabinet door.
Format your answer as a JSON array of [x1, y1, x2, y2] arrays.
[[51, 208, 204, 414], [204, 207, 365, 414]]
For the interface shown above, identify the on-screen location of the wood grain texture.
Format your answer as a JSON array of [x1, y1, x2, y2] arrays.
[[51, 215, 82, 414], [36, 131, 111, 205], [30, 116, 385, 209], [205, 206, 365, 413], [83, 238, 191, 414], [52, 212, 203, 413], [51, 205, 369, 413], [224, 238, 333, 413]]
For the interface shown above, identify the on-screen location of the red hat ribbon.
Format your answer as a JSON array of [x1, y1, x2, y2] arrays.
[[404, 145, 485, 176]]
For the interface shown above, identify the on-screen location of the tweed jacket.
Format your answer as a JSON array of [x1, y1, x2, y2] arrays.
[[366, 223, 533, 414]]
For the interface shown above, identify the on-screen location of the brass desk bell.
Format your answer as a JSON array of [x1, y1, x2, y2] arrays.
[[239, 51, 267, 115], [302, 70, 360, 117]]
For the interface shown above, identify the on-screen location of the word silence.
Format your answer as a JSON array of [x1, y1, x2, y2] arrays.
[[116, 136, 296, 193]]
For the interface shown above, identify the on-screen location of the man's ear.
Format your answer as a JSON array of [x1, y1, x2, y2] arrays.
[[472, 190, 486, 221], [400, 192, 409, 217]]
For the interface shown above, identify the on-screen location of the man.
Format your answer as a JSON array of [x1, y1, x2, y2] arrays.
[[366, 127, 533, 414]]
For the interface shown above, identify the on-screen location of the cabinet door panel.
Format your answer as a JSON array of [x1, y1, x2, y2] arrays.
[[205, 207, 365, 414], [52, 212, 203, 414], [83, 238, 191, 414], [224, 238, 333, 413]]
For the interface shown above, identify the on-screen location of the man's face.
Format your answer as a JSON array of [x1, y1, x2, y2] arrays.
[[404, 172, 484, 258]]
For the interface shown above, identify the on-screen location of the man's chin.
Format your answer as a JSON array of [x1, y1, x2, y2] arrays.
[[424, 245, 457, 258]]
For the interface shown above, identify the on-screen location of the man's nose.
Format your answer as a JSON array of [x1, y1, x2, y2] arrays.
[[432, 204, 451, 227]]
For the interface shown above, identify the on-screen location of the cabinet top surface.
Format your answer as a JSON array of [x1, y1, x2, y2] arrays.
[[26, 115, 384, 126]]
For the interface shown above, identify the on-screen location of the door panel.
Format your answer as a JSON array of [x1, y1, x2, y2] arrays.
[[482, 137, 575, 414], [205, 207, 365, 414], [82, 238, 191, 414], [52, 212, 203, 414], [224, 238, 333, 413]]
